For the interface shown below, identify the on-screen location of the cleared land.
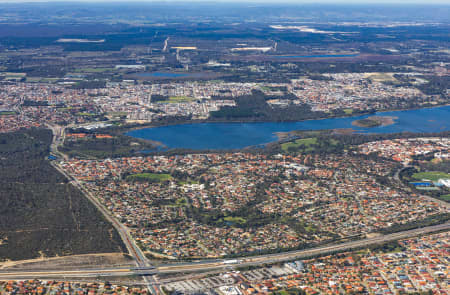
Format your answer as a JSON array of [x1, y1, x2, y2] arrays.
[[364, 72, 398, 83], [0, 253, 133, 271]]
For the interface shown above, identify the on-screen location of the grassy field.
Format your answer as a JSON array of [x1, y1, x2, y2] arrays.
[[0, 111, 16, 116], [305, 225, 318, 233], [160, 96, 196, 103], [281, 137, 318, 152], [281, 136, 341, 154], [175, 198, 188, 206], [76, 112, 96, 116], [343, 108, 353, 115], [223, 216, 247, 225], [26, 77, 60, 83], [412, 171, 450, 182], [260, 86, 281, 92], [126, 173, 172, 182]]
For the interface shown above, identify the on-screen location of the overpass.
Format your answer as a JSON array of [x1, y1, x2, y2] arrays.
[[0, 222, 448, 280], [47, 126, 160, 294]]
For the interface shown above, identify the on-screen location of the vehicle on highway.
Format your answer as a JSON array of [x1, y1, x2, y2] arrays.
[[222, 259, 243, 265]]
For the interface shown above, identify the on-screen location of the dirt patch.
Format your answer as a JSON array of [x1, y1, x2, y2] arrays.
[[0, 253, 134, 271], [364, 72, 398, 83]]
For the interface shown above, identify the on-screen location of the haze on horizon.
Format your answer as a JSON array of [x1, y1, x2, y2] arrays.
[[0, 0, 449, 4]]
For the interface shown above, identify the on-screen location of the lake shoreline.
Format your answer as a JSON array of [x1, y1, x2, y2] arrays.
[[124, 105, 450, 150], [121, 103, 450, 134]]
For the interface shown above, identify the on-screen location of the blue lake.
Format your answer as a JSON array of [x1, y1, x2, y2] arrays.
[[126, 105, 450, 150]]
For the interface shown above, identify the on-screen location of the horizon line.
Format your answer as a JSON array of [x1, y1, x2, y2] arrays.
[[1, 0, 450, 4]]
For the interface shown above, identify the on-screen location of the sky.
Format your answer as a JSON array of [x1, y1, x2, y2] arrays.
[[0, 0, 449, 3]]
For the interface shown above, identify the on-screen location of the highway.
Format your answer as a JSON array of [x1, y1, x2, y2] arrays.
[[0, 267, 157, 279], [34, 127, 448, 293], [158, 221, 450, 273], [47, 126, 160, 294], [0, 222, 448, 280]]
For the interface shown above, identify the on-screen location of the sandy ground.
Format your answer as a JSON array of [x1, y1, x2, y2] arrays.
[[0, 253, 134, 271]]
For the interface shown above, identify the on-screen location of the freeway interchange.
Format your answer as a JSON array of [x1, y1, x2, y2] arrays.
[[23, 127, 447, 294], [0, 222, 448, 281], [47, 125, 160, 294]]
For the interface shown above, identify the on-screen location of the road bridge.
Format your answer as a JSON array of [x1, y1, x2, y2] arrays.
[[1, 222, 448, 280]]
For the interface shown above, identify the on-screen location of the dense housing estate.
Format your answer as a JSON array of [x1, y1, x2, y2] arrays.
[[358, 137, 450, 164], [0, 4, 448, 293], [163, 232, 449, 295], [1, 232, 448, 294], [61, 145, 449, 258], [0, 71, 447, 133]]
